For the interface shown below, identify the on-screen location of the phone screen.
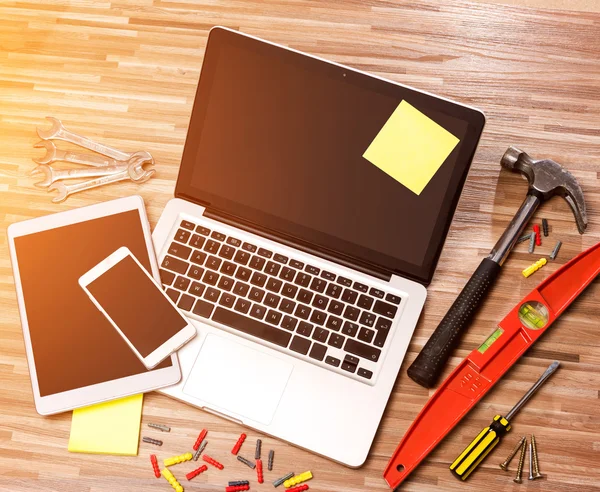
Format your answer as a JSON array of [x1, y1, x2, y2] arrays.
[[87, 254, 189, 357]]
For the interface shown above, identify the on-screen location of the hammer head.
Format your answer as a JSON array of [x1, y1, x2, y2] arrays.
[[501, 146, 587, 234]]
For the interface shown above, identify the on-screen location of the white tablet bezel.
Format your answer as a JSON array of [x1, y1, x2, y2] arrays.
[[7, 195, 182, 415], [79, 246, 196, 370]]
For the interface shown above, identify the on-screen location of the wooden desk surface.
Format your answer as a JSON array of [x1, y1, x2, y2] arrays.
[[1, 1, 599, 491]]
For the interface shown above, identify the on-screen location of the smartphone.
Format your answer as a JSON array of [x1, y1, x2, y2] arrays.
[[79, 246, 196, 369]]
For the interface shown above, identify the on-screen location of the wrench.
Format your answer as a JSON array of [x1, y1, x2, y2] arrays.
[[47, 162, 155, 203], [37, 117, 154, 163], [33, 140, 121, 167], [32, 163, 130, 188]]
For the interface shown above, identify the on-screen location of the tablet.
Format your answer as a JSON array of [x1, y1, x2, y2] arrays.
[[7, 196, 182, 415]]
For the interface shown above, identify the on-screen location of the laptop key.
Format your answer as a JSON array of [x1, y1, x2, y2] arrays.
[[166, 288, 180, 303], [357, 294, 374, 310], [337, 276, 352, 287], [217, 276, 234, 292], [188, 265, 205, 280], [174, 276, 190, 291], [342, 321, 358, 337], [309, 343, 327, 361], [279, 299, 296, 314], [386, 293, 402, 305], [326, 315, 342, 331], [249, 287, 265, 303], [242, 242, 257, 253], [325, 283, 342, 299], [345, 338, 381, 362], [190, 234, 206, 249], [235, 266, 252, 282], [358, 368, 373, 379], [264, 293, 280, 308], [219, 244, 235, 260], [234, 250, 251, 265], [233, 281, 250, 297], [376, 317, 392, 331], [265, 310, 282, 325], [227, 237, 242, 247], [295, 304, 311, 320], [312, 294, 328, 310], [280, 266, 296, 281], [203, 270, 219, 286], [168, 242, 192, 260], [358, 327, 375, 343], [257, 248, 273, 258], [343, 305, 360, 321], [290, 336, 311, 355], [219, 292, 236, 309], [213, 307, 291, 347], [296, 321, 313, 337], [305, 265, 320, 276], [321, 270, 336, 281], [312, 327, 328, 343], [341, 289, 358, 304], [266, 277, 283, 293], [220, 261, 237, 276], [360, 312, 376, 327], [369, 288, 385, 299], [178, 294, 194, 311], [189, 281, 205, 297], [328, 300, 344, 316], [297, 289, 313, 304], [250, 304, 267, 320], [373, 300, 398, 319], [204, 287, 220, 303], [204, 239, 220, 254], [310, 310, 327, 326], [180, 220, 195, 230], [160, 269, 175, 286], [353, 282, 368, 293], [206, 255, 222, 271], [281, 316, 298, 331], [274, 254, 288, 264], [196, 225, 211, 236], [211, 231, 226, 241], [250, 272, 267, 287], [233, 298, 251, 314], [174, 228, 191, 243], [190, 250, 207, 266], [341, 361, 357, 373], [282, 283, 298, 298], [265, 261, 281, 276], [328, 333, 345, 348], [325, 356, 340, 367], [294, 273, 311, 287], [290, 260, 304, 269], [161, 255, 188, 274], [310, 277, 327, 294], [249, 255, 266, 271], [193, 299, 214, 318]]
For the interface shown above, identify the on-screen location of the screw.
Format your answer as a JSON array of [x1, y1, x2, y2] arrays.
[[528, 441, 535, 480], [531, 434, 543, 479], [513, 437, 527, 483], [500, 436, 526, 471]]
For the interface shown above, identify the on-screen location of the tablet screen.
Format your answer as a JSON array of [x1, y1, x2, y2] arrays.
[[13, 210, 172, 397]]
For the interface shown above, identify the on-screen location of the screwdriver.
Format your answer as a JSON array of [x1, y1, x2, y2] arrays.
[[450, 360, 559, 480]]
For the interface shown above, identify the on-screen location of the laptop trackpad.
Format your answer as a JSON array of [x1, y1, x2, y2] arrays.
[[183, 334, 293, 425]]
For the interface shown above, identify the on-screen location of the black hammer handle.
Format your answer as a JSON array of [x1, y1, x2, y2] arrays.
[[407, 258, 501, 388]]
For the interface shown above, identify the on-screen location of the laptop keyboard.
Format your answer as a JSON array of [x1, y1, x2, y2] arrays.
[[159, 220, 403, 383]]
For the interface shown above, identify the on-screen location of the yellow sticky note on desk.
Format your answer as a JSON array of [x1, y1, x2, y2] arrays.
[[363, 100, 460, 195], [68, 394, 143, 456]]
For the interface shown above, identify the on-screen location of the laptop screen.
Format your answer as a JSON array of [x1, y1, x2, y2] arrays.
[[176, 27, 485, 284]]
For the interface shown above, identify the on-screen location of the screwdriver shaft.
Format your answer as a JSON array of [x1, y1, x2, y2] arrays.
[[506, 361, 559, 421]]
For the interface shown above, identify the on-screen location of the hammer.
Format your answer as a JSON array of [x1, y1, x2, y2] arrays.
[[408, 146, 587, 388]]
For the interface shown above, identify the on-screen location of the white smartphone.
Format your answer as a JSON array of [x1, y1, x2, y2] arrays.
[[79, 246, 196, 369]]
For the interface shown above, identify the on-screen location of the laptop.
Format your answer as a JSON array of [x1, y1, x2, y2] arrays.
[[152, 26, 485, 467]]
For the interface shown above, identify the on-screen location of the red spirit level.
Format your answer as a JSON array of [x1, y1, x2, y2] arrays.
[[384, 241, 600, 489]]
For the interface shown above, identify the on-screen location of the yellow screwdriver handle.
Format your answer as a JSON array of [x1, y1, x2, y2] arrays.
[[450, 415, 511, 480]]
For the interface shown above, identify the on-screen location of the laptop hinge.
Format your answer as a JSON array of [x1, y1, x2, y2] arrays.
[[202, 208, 392, 282]]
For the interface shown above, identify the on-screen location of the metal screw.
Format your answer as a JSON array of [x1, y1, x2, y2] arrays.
[[513, 437, 527, 483], [500, 436, 526, 471], [528, 441, 534, 480], [531, 434, 543, 479]]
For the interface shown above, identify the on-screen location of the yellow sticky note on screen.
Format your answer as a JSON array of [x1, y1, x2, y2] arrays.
[[363, 100, 460, 195], [68, 394, 143, 455]]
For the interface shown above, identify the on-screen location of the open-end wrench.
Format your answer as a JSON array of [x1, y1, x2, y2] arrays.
[[47, 161, 155, 203], [37, 117, 154, 163], [32, 163, 130, 188], [33, 140, 121, 167]]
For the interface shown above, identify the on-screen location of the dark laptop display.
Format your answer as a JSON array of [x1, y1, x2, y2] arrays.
[[176, 27, 485, 285]]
